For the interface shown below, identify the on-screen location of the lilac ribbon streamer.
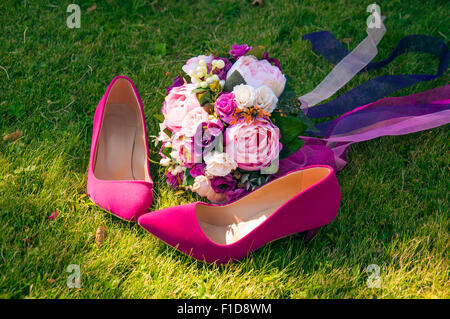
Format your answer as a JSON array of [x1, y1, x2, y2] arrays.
[[278, 85, 450, 175]]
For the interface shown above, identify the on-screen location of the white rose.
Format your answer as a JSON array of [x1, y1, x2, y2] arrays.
[[232, 84, 255, 110], [192, 175, 211, 197], [254, 85, 278, 113], [192, 175, 226, 203], [204, 151, 238, 177]]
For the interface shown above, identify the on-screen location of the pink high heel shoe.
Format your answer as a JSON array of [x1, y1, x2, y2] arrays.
[[138, 165, 340, 263], [87, 76, 153, 221]]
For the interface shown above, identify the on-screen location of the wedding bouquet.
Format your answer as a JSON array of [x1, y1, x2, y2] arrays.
[[154, 44, 309, 202]]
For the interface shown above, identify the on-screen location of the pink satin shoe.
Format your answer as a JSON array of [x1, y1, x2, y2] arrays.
[[87, 76, 153, 221], [138, 165, 340, 263]]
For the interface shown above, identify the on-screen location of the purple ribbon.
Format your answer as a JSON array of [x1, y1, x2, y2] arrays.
[[278, 85, 450, 175]]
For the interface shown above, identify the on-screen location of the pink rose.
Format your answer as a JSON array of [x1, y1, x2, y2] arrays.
[[180, 107, 210, 137], [224, 118, 281, 171], [214, 92, 237, 124], [226, 55, 286, 97], [162, 84, 201, 133]]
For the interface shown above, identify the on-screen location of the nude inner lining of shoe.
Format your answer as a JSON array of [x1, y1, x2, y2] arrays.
[[94, 79, 151, 182], [196, 167, 331, 245]]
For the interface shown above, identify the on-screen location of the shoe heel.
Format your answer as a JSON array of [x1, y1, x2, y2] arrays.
[[303, 227, 320, 242]]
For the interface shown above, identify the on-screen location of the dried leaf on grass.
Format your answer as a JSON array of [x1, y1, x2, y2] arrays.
[[342, 38, 353, 45], [3, 130, 22, 141], [87, 3, 97, 12], [95, 226, 106, 246]]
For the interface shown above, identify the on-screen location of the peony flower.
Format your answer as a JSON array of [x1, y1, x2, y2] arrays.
[[226, 187, 248, 202], [226, 55, 286, 97], [162, 84, 201, 132], [254, 85, 278, 113], [171, 132, 200, 165], [214, 92, 237, 124], [192, 175, 226, 203], [180, 107, 210, 137], [182, 54, 214, 81], [204, 151, 238, 177], [210, 174, 237, 193], [166, 75, 184, 93], [224, 118, 281, 171], [229, 43, 252, 60], [232, 84, 255, 110]]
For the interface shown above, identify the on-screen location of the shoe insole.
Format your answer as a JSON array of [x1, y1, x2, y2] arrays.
[[95, 103, 138, 180], [196, 167, 331, 245], [198, 207, 274, 245]]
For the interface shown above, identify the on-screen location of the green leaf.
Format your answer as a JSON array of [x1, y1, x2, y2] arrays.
[[272, 112, 307, 143], [271, 111, 307, 159], [153, 113, 165, 122], [240, 173, 249, 184], [275, 75, 318, 133], [296, 109, 319, 133], [182, 168, 195, 187], [246, 45, 265, 60], [163, 127, 172, 138], [198, 90, 212, 106], [279, 137, 305, 159], [191, 88, 208, 94], [161, 146, 172, 158], [277, 75, 297, 109], [223, 70, 246, 92]]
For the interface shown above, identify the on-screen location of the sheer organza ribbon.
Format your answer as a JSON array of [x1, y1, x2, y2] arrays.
[[301, 32, 449, 119], [277, 85, 450, 176], [298, 21, 386, 109]]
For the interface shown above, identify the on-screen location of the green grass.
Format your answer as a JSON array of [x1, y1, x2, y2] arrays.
[[0, 0, 449, 299]]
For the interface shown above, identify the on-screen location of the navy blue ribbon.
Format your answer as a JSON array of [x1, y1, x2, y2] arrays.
[[302, 32, 449, 134]]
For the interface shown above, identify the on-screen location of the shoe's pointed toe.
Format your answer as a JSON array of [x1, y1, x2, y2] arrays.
[[88, 180, 153, 221], [137, 204, 195, 240], [137, 203, 213, 259]]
